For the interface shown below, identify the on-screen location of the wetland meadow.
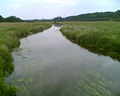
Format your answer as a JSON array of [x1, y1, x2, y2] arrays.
[[0, 22, 120, 96]]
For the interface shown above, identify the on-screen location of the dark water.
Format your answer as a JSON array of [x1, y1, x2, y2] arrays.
[[7, 25, 120, 96]]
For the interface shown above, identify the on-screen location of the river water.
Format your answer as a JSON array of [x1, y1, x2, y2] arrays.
[[7, 25, 120, 96]]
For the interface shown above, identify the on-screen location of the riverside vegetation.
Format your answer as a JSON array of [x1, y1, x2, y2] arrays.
[[0, 22, 52, 96], [7, 23, 120, 96], [60, 22, 120, 60]]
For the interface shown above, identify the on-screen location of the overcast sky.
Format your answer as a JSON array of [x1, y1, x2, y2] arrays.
[[0, 0, 120, 19]]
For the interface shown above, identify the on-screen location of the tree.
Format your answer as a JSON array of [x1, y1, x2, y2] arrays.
[[52, 10, 120, 21], [0, 15, 4, 22], [5, 16, 23, 22]]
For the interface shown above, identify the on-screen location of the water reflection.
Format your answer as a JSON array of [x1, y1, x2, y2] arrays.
[[7, 25, 120, 96]]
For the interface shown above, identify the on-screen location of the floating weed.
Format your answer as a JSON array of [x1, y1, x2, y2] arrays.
[[18, 79, 25, 83], [14, 48, 23, 52], [28, 49, 31, 52], [76, 71, 117, 96], [22, 55, 27, 59], [17, 78, 34, 96]]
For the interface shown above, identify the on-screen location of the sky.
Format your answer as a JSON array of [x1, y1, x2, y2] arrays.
[[0, 0, 120, 19]]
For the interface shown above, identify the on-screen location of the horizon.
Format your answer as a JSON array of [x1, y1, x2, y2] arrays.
[[0, 0, 120, 19], [0, 10, 119, 20]]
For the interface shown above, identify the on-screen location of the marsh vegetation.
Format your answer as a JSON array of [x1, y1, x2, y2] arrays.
[[60, 21, 120, 60], [1, 22, 120, 96], [6, 25, 120, 96], [0, 22, 51, 96]]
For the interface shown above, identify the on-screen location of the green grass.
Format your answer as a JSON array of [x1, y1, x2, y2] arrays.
[[60, 21, 120, 60], [0, 22, 52, 96]]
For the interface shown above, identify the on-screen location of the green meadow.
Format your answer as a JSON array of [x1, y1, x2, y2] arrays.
[[60, 22, 120, 60], [0, 22, 52, 96]]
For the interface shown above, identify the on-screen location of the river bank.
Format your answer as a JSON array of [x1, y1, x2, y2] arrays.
[[60, 22, 120, 61], [8, 25, 120, 96], [0, 22, 52, 96]]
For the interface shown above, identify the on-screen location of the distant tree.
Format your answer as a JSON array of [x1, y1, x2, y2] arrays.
[[114, 10, 120, 21], [115, 10, 120, 15], [0, 15, 4, 22], [5, 16, 23, 22], [53, 16, 64, 22], [52, 10, 120, 22]]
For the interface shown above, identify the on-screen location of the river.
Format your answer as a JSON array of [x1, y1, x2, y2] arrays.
[[7, 25, 120, 96]]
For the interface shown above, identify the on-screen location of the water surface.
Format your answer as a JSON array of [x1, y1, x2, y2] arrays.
[[8, 25, 120, 96]]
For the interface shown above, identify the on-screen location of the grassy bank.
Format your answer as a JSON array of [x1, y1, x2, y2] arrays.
[[60, 22, 120, 60], [0, 22, 52, 96]]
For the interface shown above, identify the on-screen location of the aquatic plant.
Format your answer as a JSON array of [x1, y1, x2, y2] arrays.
[[76, 71, 117, 96]]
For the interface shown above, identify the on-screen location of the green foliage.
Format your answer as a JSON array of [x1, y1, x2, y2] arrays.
[[5, 16, 23, 22], [53, 10, 120, 21], [60, 21, 120, 60], [0, 15, 4, 22], [0, 22, 52, 95], [0, 83, 17, 96], [0, 15, 23, 22], [0, 45, 14, 76]]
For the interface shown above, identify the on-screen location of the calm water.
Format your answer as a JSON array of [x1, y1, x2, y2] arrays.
[[7, 25, 120, 96]]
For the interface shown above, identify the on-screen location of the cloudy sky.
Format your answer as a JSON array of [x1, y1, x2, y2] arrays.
[[0, 0, 120, 19]]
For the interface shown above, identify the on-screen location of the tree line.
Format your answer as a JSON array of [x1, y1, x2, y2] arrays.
[[1, 10, 120, 22], [53, 10, 120, 22], [0, 15, 23, 22]]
